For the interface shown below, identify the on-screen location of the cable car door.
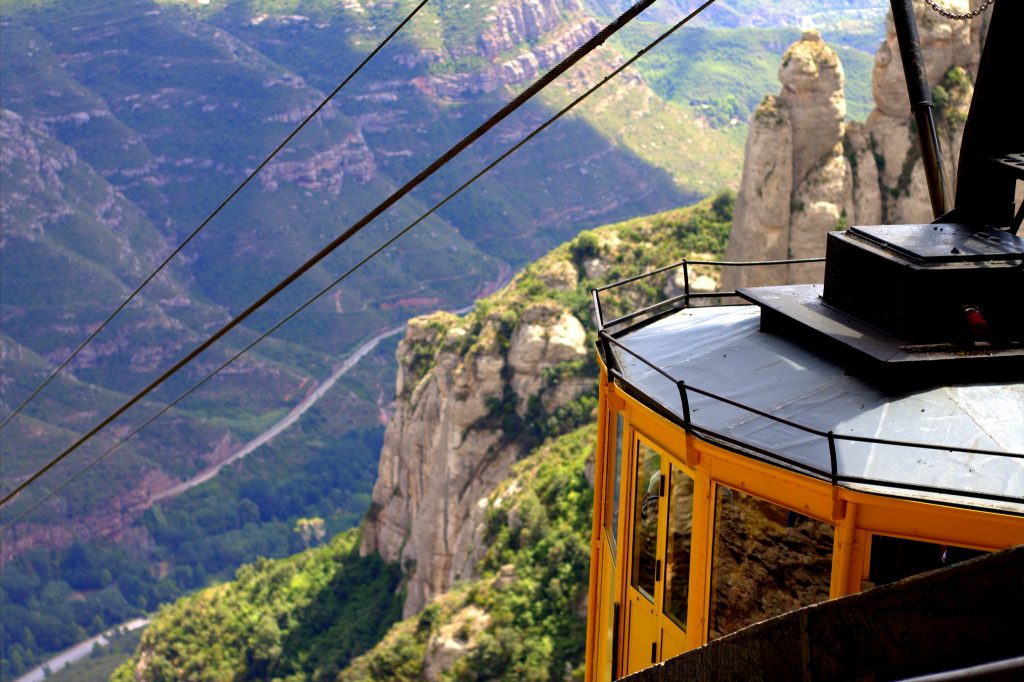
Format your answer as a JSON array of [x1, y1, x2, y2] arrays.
[[624, 439, 664, 674]]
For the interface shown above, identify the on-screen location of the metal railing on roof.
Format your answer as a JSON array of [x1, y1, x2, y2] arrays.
[[591, 258, 1024, 512]]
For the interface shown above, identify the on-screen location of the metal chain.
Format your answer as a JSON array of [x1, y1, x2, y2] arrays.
[[924, 0, 994, 21]]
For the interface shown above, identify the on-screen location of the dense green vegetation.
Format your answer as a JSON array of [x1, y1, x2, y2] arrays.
[[142, 425, 383, 578], [1, 544, 146, 677], [109, 529, 403, 681]]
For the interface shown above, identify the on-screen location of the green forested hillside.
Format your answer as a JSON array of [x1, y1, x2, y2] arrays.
[[111, 424, 596, 682], [0, 364, 391, 679], [614, 23, 877, 124], [110, 528, 404, 681], [342, 425, 597, 682]]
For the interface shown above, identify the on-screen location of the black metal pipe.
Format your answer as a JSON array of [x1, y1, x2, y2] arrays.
[[952, 0, 1024, 229], [889, 0, 950, 218]]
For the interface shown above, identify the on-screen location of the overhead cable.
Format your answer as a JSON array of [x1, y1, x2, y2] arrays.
[[0, 0, 432, 433], [1, 0, 721, 525]]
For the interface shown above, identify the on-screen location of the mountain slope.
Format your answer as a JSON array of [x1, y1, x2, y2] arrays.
[[111, 193, 734, 680], [110, 423, 594, 682], [343, 424, 596, 681]]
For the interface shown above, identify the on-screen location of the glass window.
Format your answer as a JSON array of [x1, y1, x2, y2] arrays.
[[630, 442, 661, 601], [709, 485, 834, 639], [605, 413, 624, 558], [865, 535, 985, 588], [663, 466, 693, 630]]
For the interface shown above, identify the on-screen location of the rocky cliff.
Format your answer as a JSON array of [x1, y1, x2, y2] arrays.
[[359, 274, 593, 618], [360, 197, 733, 618], [723, 0, 986, 288], [416, 0, 601, 98]]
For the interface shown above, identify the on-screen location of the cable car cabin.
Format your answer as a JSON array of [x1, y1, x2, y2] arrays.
[[584, 261, 1023, 680], [582, 3, 1024, 679]]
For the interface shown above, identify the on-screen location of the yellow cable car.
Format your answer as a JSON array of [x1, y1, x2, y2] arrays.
[[584, 278, 1023, 680], [583, 2, 1024, 679]]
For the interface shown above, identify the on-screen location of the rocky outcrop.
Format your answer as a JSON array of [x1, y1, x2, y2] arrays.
[[421, 604, 491, 680], [360, 293, 591, 616], [724, 1, 983, 290], [259, 134, 376, 194], [359, 199, 734, 619], [477, 0, 585, 59], [416, 0, 599, 97], [723, 30, 853, 287], [0, 109, 78, 241]]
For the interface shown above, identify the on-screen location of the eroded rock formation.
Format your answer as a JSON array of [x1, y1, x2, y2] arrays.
[[724, 1, 985, 289], [360, 297, 590, 616], [260, 134, 375, 195], [416, 0, 600, 97]]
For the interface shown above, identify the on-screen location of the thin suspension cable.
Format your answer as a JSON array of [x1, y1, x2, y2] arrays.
[[0, 0, 432, 433], [0, 0, 666, 508], [1, 0, 720, 529]]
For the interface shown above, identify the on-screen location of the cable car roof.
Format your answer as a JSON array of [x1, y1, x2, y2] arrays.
[[605, 304, 1024, 515]]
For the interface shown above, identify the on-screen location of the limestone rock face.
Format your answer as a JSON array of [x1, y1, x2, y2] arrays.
[[724, 1, 983, 291], [360, 288, 590, 617], [722, 96, 794, 288], [477, 0, 584, 60], [724, 31, 851, 288], [780, 30, 846, 187], [416, 0, 599, 98], [421, 17, 601, 98], [872, 0, 975, 118], [507, 303, 587, 403], [421, 605, 491, 681], [259, 134, 375, 194]]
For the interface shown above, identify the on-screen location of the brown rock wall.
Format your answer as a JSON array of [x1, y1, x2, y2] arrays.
[[361, 293, 590, 617], [724, 1, 983, 291]]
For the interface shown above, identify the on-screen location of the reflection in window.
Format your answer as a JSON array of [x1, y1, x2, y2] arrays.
[[866, 535, 985, 588], [606, 414, 624, 558], [709, 485, 834, 639], [663, 466, 693, 630], [630, 443, 661, 601]]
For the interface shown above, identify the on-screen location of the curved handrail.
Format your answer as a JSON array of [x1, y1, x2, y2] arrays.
[[592, 258, 1024, 509]]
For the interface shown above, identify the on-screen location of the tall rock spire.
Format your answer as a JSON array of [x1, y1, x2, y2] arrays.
[[724, 30, 852, 287], [723, 0, 985, 290]]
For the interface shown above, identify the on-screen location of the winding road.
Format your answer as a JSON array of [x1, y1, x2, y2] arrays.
[[17, 270, 515, 681], [14, 618, 150, 682], [150, 324, 407, 503], [15, 326, 407, 680], [150, 265, 512, 504]]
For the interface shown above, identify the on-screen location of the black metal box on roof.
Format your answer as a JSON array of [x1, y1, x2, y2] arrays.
[[822, 224, 1024, 344]]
